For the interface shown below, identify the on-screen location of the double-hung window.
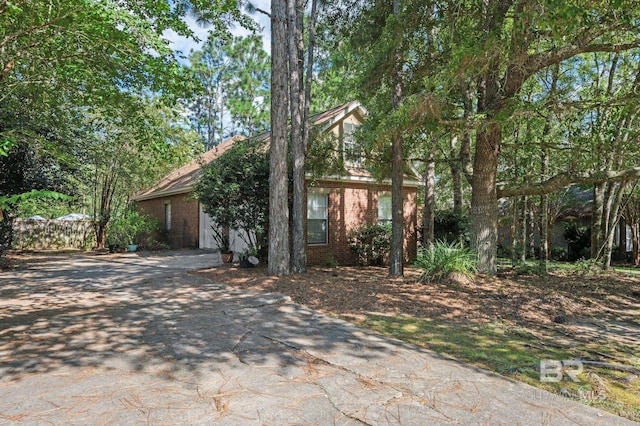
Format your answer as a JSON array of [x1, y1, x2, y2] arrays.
[[343, 122, 362, 166], [378, 194, 392, 225], [307, 192, 328, 245]]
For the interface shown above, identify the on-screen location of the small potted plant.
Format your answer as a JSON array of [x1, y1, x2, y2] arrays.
[[238, 246, 259, 268], [211, 226, 233, 263]]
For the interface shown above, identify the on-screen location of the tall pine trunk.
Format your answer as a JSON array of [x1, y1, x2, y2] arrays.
[[450, 135, 464, 214], [422, 137, 435, 248], [268, 0, 290, 275], [288, 0, 306, 273], [389, 0, 404, 277]]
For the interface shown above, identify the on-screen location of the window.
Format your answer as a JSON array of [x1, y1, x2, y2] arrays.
[[378, 194, 392, 225], [343, 122, 362, 165], [307, 192, 328, 245], [164, 202, 172, 231]]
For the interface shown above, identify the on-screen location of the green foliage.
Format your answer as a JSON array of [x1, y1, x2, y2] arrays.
[[194, 137, 269, 254], [187, 34, 270, 149], [415, 241, 477, 283], [106, 209, 160, 248], [348, 223, 392, 266], [434, 210, 470, 245], [0, 190, 74, 214], [0, 213, 12, 257], [563, 221, 591, 261], [551, 246, 567, 261]]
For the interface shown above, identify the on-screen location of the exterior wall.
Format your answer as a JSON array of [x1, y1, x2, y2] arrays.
[[137, 193, 200, 248], [307, 181, 418, 266]]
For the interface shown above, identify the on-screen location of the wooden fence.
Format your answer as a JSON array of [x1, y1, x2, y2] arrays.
[[11, 219, 95, 250]]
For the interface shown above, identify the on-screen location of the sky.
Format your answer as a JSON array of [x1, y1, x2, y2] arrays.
[[163, 0, 272, 61]]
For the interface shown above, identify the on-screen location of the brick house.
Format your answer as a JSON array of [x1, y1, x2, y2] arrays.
[[133, 101, 420, 265]]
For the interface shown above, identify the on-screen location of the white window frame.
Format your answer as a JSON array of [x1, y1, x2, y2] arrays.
[[343, 122, 362, 166], [378, 193, 392, 225], [307, 191, 328, 245]]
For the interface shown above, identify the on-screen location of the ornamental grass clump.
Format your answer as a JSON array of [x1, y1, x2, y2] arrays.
[[415, 240, 477, 283]]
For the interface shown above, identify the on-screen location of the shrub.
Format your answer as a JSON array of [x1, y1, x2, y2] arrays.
[[415, 240, 477, 283], [106, 210, 160, 249], [0, 214, 12, 257], [563, 221, 591, 261], [348, 223, 392, 266], [550, 246, 567, 261], [433, 210, 470, 245]]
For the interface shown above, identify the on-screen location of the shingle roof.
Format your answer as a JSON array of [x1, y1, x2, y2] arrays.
[[133, 101, 419, 201], [133, 135, 244, 200]]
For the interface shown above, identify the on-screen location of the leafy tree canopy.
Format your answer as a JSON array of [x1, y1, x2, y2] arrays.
[[194, 136, 270, 253]]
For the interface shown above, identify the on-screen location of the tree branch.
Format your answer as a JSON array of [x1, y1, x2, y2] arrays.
[[497, 168, 640, 198], [254, 8, 271, 18]]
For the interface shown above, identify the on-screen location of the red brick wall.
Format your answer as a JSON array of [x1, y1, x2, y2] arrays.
[[137, 183, 418, 264], [136, 193, 200, 248], [307, 181, 418, 266]]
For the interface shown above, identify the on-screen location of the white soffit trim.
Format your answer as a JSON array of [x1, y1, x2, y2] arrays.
[[310, 174, 422, 188], [133, 187, 192, 202]]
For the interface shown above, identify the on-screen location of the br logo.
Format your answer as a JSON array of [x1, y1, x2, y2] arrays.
[[540, 359, 583, 383]]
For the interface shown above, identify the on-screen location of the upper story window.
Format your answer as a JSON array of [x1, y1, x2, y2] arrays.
[[378, 193, 392, 225], [343, 122, 362, 166], [307, 192, 328, 245]]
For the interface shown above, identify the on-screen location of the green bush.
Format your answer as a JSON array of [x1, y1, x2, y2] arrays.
[[563, 221, 591, 261], [550, 246, 567, 261], [106, 210, 160, 249], [433, 210, 470, 244], [415, 240, 477, 282], [348, 223, 392, 266]]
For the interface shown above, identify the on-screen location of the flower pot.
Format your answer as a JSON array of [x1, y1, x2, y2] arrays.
[[128, 244, 138, 252], [222, 252, 233, 263]]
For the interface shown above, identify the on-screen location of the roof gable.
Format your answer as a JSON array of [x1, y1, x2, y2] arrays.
[[133, 101, 419, 201]]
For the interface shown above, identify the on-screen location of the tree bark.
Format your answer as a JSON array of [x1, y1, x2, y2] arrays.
[[450, 135, 464, 214], [540, 148, 549, 271], [268, 0, 290, 275], [471, 121, 500, 275], [521, 196, 528, 262], [602, 182, 626, 270], [389, 0, 404, 277], [591, 182, 605, 259], [288, 0, 306, 273], [422, 137, 435, 248]]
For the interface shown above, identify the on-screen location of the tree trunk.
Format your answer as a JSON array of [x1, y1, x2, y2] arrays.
[[471, 121, 500, 275], [288, 0, 306, 273], [521, 196, 527, 262], [450, 135, 464, 214], [528, 201, 536, 258], [510, 198, 518, 266], [591, 182, 605, 259], [617, 216, 626, 261], [540, 152, 549, 269], [389, 0, 404, 277], [422, 138, 435, 248], [268, 0, 290, 275], [602, 182, 626, 270]]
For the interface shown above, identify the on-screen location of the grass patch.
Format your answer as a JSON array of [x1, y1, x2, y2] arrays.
[[359, 314, 640, 421]]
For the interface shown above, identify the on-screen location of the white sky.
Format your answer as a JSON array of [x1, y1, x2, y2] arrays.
[[163, 1, 272, 61]]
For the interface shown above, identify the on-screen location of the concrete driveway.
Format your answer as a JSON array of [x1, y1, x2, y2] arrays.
[[0, 251, 635, 425]]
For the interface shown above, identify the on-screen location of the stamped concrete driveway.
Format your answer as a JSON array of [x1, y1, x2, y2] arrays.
[[0, 251, 635, 425]]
